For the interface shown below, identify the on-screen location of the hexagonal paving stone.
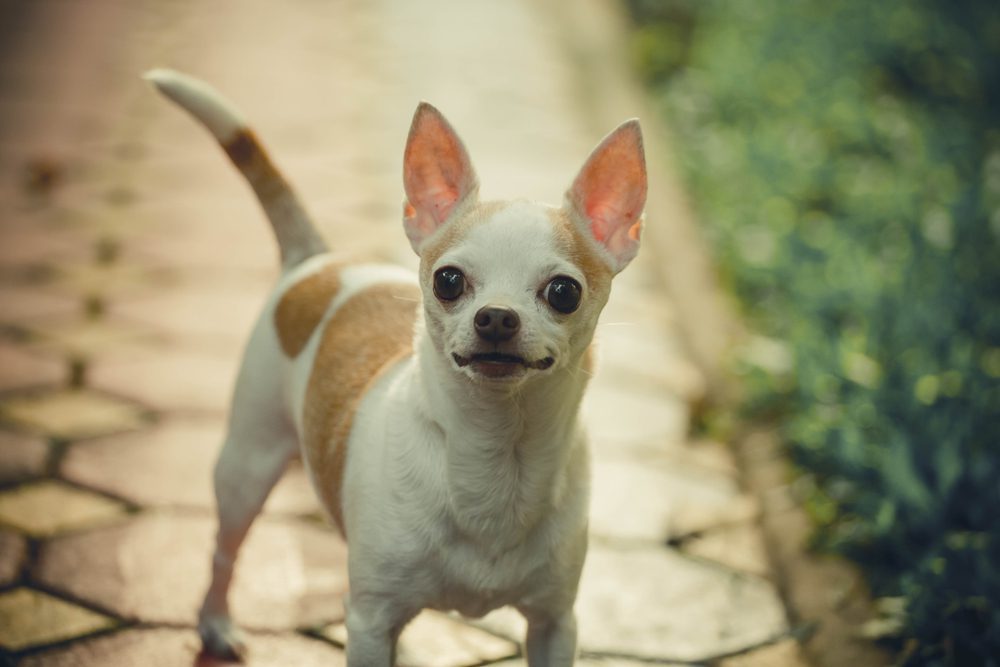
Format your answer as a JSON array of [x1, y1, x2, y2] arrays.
[[0, 480, 127, 537], [322, 609, 519, 667], [61, 420, 320, 514], [0, 215, 91, 268], [0, 340, 65, 392], [678, 522, 771, 577], [0, 429, 49, 483], [0, 388, 148, 440], [88, 348, 238, 414], [47, 260, 176, 301], [668, 494, 759, 539], [34, 513, 348, 628], [0, 284, 80, 325], [23, 314, 162, 362], [0, 528, 27, 585], [675, 439, 741, 478], [18, 627, 345, 667], [574, 545, 788, 661], [589, 452, 742, 543], [109, 284, 266, 352], [60, 420, 220, 509], [719, 638, 809, 667], [581, 381, 688, 449], [0, 587, 116, 651], [593, 320, 706, 403], [123, 198, 277, 274]]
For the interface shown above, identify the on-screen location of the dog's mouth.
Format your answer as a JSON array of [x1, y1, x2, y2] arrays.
[[452, 352, 555, 379]]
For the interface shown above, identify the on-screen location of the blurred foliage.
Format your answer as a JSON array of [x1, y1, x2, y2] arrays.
[[626, 0, 1000, 664]]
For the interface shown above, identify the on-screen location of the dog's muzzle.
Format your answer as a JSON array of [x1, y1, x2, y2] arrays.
[[452, 351, 555, 379]]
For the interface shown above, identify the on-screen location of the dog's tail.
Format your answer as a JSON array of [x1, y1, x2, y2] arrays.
[[143, 68, 328, 270]]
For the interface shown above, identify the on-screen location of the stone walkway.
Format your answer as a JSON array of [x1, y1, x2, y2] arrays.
[[0, 1, 806, 665]]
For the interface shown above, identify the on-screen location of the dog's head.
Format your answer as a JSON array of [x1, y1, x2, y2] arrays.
[[402, 103, 646, 384]]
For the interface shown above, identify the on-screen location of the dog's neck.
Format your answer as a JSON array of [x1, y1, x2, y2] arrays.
[[412, 331, 590, 547]]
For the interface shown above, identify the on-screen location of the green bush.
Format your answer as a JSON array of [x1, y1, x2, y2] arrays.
[[626, 0, 1000, 663]]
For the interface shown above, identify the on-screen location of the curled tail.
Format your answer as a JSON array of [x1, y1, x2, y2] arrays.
[[144, 68, 328, 270]]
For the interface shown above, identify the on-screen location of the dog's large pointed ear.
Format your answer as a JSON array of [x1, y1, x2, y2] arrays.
[[402, 102, 479, 253], [566, 119, 647, 273]]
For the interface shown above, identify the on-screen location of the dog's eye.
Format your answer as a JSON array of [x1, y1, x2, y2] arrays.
[[545, 276, 582, 314], [433, 267, 466, 301]]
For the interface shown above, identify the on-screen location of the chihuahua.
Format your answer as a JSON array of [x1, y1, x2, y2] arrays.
[[146, 69, 646, 666]]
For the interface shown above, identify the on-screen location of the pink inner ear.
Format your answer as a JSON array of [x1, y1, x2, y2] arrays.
[[418, 183, 459, 223], [403, 103, 477, 243], [588, 198, 641, 243], [570, 120, 647, 267]]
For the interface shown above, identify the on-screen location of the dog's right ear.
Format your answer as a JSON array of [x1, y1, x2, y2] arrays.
[[402, 103, 479, 253], [566, 119, 646, 274]]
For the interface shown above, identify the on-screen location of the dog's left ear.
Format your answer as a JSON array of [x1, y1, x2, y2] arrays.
[[402, 102, 479, 253], [566, 119, 647, 273]]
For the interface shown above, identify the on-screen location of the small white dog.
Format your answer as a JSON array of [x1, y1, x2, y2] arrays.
[[146, 69, 646, 666]]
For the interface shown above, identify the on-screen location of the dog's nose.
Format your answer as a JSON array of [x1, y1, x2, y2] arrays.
[[474, 305, 520, 342]]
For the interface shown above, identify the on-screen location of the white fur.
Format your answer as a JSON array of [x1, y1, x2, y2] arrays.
[[144, 68, 245, 142]]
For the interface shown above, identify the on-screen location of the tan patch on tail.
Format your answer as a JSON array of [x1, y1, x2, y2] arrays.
[[222, 129, 284, 200], [222, 128, 291, 207], [220, 129, 328, 269], [301, 282, 420, 536], [274, 263, 343, 357], [223, 130, 258, 166]]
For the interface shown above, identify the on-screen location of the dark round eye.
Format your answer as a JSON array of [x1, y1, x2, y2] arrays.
[[545, 276, 582, 314], [433, 267, 466, 301]]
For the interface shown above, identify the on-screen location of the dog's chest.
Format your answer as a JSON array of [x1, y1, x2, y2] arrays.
[[429, 520, 552, 617], [353, 412, 575, 616], [428, 447, 581, 616]]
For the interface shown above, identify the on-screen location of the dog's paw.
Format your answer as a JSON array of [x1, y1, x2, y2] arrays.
[[198, 613, 248, 662]]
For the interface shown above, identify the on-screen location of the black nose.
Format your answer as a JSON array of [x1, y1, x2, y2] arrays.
[[474, 305, 520, 342]]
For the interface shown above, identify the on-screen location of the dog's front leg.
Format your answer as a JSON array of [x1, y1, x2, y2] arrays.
[[524, 609, 578, 667], [344, 595, 416, 667]]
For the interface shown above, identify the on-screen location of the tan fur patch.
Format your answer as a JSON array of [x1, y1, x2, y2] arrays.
[[301, 282, 420, 536], [223, 129, 285, 201], [548, 208, 614, 295], [418, 200, 507, 278], [273, 263, 343, 357]]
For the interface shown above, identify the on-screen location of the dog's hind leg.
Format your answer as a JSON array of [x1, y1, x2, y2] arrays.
[[198, 319, 298, 660]]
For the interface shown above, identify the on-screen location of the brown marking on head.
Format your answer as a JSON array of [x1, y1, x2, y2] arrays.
[[273, 263, 343, 357], [417, 200, 509, 279], [300, 282, 420, 536], [547, 208, 614, 297]]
